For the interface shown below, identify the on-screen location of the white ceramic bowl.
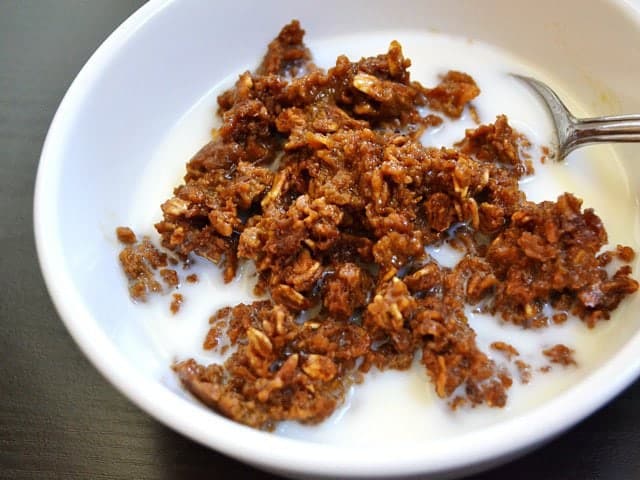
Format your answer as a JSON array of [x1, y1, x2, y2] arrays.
[[35, 0, 640, 478]]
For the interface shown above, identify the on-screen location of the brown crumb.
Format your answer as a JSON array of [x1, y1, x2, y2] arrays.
[[543, 344, 577, 366], [203, 328, 219, 350], [186, 273, 199, 283], [616, 244, 635, 262], [116, 226, 137, 245], [540, 145, 550, 164], [118, 236, 166, 300], [598, 251, 613, 267], [160, 268, 179, 288], [490, 341, 519, 360], [170, 293, 183, 314], [425, 71, 480, 118], [515, 360, 532, 384], [469, 104, 480, 124], [499, 370, 513, 388], [203, 314, 225, 350]]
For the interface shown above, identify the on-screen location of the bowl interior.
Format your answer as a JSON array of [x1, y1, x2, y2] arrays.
[[35, 0, 640, 477]]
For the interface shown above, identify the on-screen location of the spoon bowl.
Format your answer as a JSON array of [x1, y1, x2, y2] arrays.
[[512, 74, 640, 160]]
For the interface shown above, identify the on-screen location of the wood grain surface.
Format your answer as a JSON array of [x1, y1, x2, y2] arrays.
[[1, 1, 639, 478]]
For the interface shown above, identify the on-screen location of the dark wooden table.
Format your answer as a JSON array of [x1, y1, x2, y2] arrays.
[[2, 1, 640, 478]]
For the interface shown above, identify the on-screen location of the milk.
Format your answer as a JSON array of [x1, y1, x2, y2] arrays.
[[121, 31, 640, 447]]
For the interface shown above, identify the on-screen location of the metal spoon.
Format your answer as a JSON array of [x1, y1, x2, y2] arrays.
[[512, 74, 640, 160]]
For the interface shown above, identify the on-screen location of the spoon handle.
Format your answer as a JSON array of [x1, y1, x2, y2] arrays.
[[568, 114, 640, 152]]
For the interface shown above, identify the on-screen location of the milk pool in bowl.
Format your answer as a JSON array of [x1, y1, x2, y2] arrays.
[[115, 30, 640, 447]]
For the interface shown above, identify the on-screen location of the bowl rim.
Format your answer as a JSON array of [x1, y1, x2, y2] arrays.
[[33, 0, 640, 477]]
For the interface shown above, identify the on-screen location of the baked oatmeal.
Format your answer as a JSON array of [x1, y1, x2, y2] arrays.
[[118, 21, 638, 430]]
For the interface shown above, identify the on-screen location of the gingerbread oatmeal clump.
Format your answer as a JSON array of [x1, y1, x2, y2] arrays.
[[118, 229, 192, 314], [116, 226, 137, 244], [118, 236, 167, 300], [119, 21, 638, 430], [543, 344, 577, 366], [170, 293, 184, 314]]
